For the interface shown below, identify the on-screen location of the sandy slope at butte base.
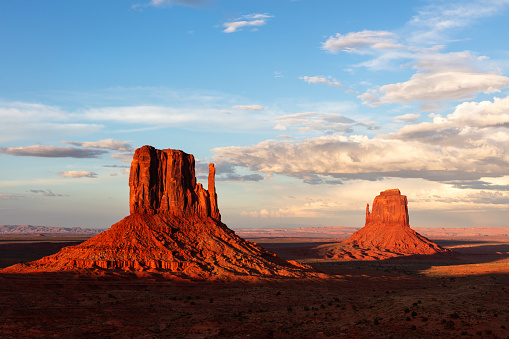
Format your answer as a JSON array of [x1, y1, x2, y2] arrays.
[[0, 238, 508, 338]]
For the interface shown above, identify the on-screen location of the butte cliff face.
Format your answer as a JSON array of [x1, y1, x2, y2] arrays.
[[4, 146, 312, 280], [315, 189, 448, 260], [129, 146, 220, 220]]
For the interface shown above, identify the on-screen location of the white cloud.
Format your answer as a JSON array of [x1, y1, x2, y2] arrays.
[[409, 0, 509, 44], [223, 13, 273, 33], [321, 30, 401, 54], [300, 76, 342, 87], [275, 112, 357, 134], [110, 152, 135, 163], [213, 95, 509, 185], [371, 71, 509, 105], [232, 105, 265, 111], [58, 171, 98, 178], [393, 113, 420, 123], [63, 139, 133, 152], [0, 100, 103, 143], [358, 51, 509, 106]]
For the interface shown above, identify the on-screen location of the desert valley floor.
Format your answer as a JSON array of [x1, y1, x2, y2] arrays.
[[0, 235, 508, 338]]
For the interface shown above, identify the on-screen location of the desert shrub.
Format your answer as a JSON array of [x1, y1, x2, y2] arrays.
[[444, 321, 455, 330]]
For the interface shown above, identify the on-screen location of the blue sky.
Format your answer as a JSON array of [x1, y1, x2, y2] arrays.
[[2, 0, 509, 229]]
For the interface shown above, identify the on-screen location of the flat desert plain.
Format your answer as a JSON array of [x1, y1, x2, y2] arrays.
[[0, 234, 508, 338]]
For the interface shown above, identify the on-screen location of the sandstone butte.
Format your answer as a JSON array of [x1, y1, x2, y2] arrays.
[[3, 146, 314, 280], [315, 189, 449, 260]]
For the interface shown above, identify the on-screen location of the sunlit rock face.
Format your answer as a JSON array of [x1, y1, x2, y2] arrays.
[[314, 189, 449, 260], [3, 146, 312, 280], [129, 146, 220, 220], [346, 189, 445, 255]]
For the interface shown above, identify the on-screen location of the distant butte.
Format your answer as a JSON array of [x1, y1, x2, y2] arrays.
[[315, 189, 449, 260], [3, 146, 313, 280]]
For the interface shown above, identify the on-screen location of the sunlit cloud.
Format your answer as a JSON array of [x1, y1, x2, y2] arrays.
[[213, 95, 509, 187], [63, 139, 134, 152], [223, 13, 273, 33], [393, 113, 420, 123], [361, 70, 509, 106]]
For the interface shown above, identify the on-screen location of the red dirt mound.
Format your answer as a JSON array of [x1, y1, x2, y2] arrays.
[[315, 189, 449, 260], [3, 146, 312, 280]]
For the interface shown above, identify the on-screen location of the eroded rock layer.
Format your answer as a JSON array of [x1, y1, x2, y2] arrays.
[[8, 213, 308, 279], [3, 146, 312, 280], [315, 189, 448, 260]]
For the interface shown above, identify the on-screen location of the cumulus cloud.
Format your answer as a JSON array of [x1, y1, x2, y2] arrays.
[[223, 13, 273, 33], [213, 95, 509, 186], [364, 71, 509, 106], [63, 139, 133, 152], [232, 105, 265, 111], [0, 145, 108, 158], [393, 96, 509, 144], [58, 171, 98, 178], [358, 50, 509, 106], [300, 76, 342, 87]]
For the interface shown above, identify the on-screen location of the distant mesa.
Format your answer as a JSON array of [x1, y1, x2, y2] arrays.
[[3, 145, 312, 280], [0, 225, 104, 235], [315, 189, 449, 260]]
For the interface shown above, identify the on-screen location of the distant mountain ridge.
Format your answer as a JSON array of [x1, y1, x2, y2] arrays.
[[0, 225, 105, 235]]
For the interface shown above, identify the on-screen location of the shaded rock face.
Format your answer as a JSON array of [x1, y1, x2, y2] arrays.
[[3, 145, 312, 280], [129, 146, 220, 220], [315, 189, 448, 260]]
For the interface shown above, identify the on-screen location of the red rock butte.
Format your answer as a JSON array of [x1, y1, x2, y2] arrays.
[[3, 146, 312, 280], [315, 189, 448, 260]]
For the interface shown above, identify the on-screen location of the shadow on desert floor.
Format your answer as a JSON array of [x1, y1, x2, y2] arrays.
[[254, 238, 509, 278]]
